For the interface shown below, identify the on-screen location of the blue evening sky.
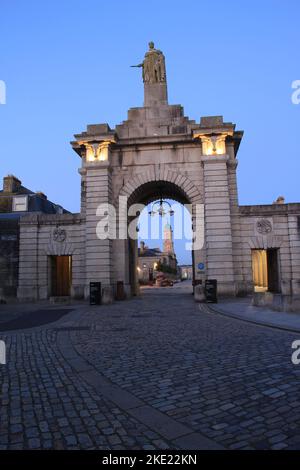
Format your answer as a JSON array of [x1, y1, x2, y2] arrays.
[[1, 0, 299, 264]]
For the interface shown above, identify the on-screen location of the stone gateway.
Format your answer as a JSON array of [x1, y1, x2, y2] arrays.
[[17, 43, 300, 309]]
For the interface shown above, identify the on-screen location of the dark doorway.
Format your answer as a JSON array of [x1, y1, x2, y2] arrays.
[[128, 238, 137, 296], [267, 248, 280, 293], [50, 256, 72, 296]]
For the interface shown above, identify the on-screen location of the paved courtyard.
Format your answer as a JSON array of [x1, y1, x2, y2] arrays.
[[1, 286, 300, 450]]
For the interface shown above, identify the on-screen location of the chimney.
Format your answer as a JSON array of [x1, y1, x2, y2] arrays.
[[3, 175, 22, 193], [273, 196, 285, 205], [35, 191, 47, 200], [140, 241, 145, 254]]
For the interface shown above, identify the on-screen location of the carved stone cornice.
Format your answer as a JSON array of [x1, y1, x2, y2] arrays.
[[201, 154, 229, 164]]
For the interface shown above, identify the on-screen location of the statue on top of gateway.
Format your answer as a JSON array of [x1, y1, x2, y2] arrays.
[[131, 41, 166, 84]]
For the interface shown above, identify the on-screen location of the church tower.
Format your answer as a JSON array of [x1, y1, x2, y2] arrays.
[[163, 223, 174, 254]]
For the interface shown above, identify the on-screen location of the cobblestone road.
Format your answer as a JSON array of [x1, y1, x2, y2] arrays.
[[1, 289, 300, 450]]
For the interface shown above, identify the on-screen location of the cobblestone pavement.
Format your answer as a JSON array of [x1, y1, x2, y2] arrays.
[[1, 290, 300, 450]]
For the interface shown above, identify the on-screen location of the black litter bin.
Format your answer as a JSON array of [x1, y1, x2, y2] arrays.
[[90, 282, 101, 305], [205, 279, 217, 303]]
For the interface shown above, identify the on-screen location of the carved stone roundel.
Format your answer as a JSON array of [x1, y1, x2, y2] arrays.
[[256, 219, 272, 234], [53, 227, 66, 242]]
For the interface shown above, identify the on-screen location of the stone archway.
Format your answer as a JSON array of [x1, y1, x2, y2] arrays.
[[116, 173, 202, 296], [69, 43, 244, 302], [118, 168, 203, 206]]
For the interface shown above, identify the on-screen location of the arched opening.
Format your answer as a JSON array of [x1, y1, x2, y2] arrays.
[[125, 180, 195, 297], [251, 248, 280, 293]]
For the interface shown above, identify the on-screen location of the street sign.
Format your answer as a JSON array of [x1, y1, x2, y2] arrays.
[[198, 262, 205, 270]]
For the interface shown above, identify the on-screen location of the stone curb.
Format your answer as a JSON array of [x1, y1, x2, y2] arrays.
[[201, 303, 300, 334], [57, 330, 224, 450]]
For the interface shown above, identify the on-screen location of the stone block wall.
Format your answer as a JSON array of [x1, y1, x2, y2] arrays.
[[0, 218, 19, 297], [239, 204, 300, 298], [17, 213, 85, 301]]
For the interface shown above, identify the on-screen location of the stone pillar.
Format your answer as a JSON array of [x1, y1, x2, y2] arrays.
[[144, 82, 168, 107], [113, 238, 131, 297], [202, 155, 236, 296], [84, 143, 114, 303], [252, 251, 258, 287], [288, 214, 300, 296], [191, 203, 206, 287], [112, 194, 131, 297], [113, 193, 129, 295], [133, 238, 140, 295], [17, 215, 39, 301], [227, 149, 247, 295], [78, 168, 86, 216], [262, 250, 268, 288]]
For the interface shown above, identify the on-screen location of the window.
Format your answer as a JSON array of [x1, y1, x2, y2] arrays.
[[12, 195, 28, 212]]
